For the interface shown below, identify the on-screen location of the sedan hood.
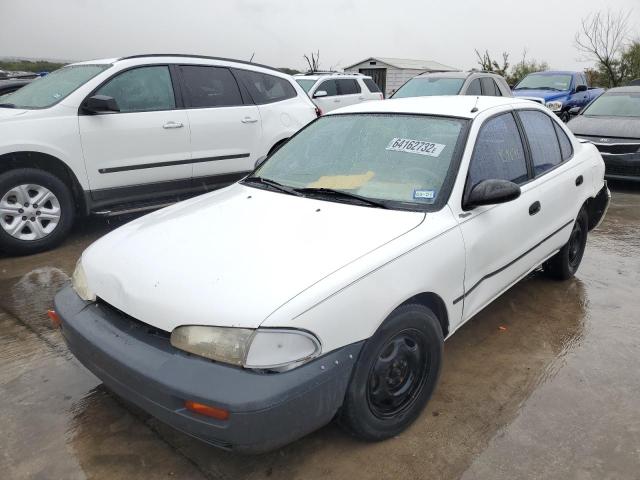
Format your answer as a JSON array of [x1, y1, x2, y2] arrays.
[[512, 90, 566, 102], [568, 115, 640, 139], [82, 183, 424, 332]]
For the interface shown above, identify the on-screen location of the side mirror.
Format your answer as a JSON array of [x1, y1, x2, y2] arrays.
[[82, 95, 120, 114], [465, 179, 521, 209], [575, 84, 587, 93], [313, 90, 328, 98], [568, 106, 581, 116]]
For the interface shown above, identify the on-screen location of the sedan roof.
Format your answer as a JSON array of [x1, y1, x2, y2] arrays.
[[327, 95, 534, 119], [605, 86, 640, 94]]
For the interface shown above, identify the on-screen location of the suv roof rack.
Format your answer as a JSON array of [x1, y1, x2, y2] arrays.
[[296, 71, 366, 77], [116, 54, 283, 73]]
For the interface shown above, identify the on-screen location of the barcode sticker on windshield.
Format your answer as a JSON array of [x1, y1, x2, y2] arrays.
[[386, 138, 446, 157]]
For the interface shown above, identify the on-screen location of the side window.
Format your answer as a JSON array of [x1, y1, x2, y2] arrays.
[[553, 121, 573, 160], [518, 110, 563, 175], [96, 66, 175, 113], [468, 113, 529, 189], [465, 78, 481, 95], [363, 78, 381, 93], [336, 79, 361, 95], [480, 77, 499, 96], [234, 69, 297, 104], [316, 79, 338, 96], [179, 66, 242, 108]]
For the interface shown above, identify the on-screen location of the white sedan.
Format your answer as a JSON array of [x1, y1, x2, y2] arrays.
[[54, 96, 610, 453]]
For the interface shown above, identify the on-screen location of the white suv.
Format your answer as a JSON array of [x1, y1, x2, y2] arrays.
[[294, 72, 383, 114], [0, 54, 317, 254]]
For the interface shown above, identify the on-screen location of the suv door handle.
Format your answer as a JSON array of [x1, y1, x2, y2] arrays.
[[529, 201, 541, 216], [162, 121, 183, 129], [241, 117, 258, 123], [333, 99, 341, 103], [575, 175, 583, 186]]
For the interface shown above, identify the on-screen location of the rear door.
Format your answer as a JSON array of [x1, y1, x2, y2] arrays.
[[335, 78, 364, 107], [178, 65, 261, 188], [79, 65, 192, 193]]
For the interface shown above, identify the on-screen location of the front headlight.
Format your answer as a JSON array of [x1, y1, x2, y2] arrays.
[[170, 326, 321, 371], [546, 100, 563, 112], [72, 259, 96, 302]]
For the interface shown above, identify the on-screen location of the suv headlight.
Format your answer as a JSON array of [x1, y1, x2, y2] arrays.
[[72, 259, 96, 302], [546, 100, 563, 112], [170, 326, 321, 371]]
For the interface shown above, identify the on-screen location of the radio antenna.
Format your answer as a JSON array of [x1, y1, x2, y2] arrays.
[[470, 96, 480, 113]]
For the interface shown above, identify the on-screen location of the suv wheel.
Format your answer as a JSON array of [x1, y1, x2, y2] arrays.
[[0, 169, 75, 255]]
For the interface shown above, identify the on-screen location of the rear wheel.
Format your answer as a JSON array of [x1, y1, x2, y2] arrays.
[[0, 169, 75, 255], [338, 304, 443, 441], [544, 208, 588, 280]]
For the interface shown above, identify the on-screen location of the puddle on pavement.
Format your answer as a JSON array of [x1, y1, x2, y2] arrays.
[[0, 188, 638, 479]]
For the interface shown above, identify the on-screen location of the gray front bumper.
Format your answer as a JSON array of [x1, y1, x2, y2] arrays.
[[55, 286, 363, 453]]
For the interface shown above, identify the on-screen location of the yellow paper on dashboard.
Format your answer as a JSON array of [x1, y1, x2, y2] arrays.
[[307, 171, 375, 190]]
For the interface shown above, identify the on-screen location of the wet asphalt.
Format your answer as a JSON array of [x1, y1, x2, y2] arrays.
[[0, 183, 639, 480]]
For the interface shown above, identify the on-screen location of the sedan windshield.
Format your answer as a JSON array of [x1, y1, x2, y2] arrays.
[[0, 64, 110, 109], [295, 79, 316, 93], [249, 114, 467, 210], [514, 74, 572, 91], [582, 92, 640, 117], [392, 78, 464, 98]]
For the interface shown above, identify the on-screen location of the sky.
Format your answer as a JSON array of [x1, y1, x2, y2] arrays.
[[1, 0, 638, 72]]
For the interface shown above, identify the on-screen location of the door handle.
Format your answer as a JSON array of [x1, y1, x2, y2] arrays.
[[358, 96, 365, 100], [162, 121, 183, 129], [575, 175, 584, 186], [241, 117, 258, 123], [333, 99, 341, 103], [529, 201, 541, 216]]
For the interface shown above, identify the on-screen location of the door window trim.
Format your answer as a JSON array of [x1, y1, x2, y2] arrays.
[[79, 63, 182, 115]]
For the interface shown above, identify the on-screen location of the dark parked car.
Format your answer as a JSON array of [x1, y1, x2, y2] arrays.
[[0, 78, 33, 96], [568, 86, 640, 181]]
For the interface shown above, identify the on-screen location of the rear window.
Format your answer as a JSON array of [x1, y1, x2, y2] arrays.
[[336, 79, 361, 95], [363, 78, 381, 93], [235, 70, 297, 104]]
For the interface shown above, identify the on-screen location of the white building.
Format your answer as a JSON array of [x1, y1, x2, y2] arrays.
[[343, 57, 459, 98]]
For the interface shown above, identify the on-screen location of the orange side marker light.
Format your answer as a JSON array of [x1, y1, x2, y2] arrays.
[[48, 310, 61, 328], [185, 400, 229, 421]]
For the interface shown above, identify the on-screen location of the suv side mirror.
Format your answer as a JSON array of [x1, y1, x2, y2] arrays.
[[82, 95, 120, 114], [575, 84, 587, 93], [313, 90, 328, 98], [465, 179, 521, 209], [568, 106, 581, 116]]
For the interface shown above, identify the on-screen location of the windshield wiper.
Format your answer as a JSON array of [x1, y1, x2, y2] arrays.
[[294, 187, 389, 209], [0, 103, 16, 108], [242, 176, 302, 196]]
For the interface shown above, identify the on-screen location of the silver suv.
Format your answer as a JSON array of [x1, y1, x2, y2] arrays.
[[391, 71, 512, 98]]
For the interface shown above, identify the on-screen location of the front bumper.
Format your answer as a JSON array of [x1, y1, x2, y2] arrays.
[[602, 153, 640, 181], [54, 286, 363, 453]]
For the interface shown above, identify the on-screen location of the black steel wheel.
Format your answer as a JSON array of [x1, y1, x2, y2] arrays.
[[339, 304, 443, 441], [544, 207, 588, 280]]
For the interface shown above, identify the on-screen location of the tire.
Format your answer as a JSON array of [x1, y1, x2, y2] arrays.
[[0, 168, 75, 255], [544, 207, 588, 280], [338, 304, 443, 441]]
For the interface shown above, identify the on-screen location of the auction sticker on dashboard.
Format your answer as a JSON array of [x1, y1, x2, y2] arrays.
[[386, 138, 446, 157], [413, 189, 436, 201]]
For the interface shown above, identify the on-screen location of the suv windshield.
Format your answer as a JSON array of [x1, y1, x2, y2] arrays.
[[392, 78, 464, 98], [295, 79, 317, 93], [0, 64, 110, 109], [514, 74, 571, 91], [249, 114, 467, 210], [582, 92, 640, 117]]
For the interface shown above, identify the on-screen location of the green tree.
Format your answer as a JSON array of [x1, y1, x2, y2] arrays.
[[0, 59, 66, 74], [620, 40, 640, 83], [507, 50, 549, 86]]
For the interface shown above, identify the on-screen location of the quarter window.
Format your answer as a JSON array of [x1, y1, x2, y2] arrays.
[[553, 122, 573, 160], [468, 113, 528, 189], [180, 66, 243, 108], [466, 79, 481, 96], [235, 69, 297, 104], [481, 77, 502, 96], [336, 79, 361, 95], [316, 79, 338, 96], [519, 110, 563, 175], [96, 66, 175, 113], [363, 78, 381, 93]]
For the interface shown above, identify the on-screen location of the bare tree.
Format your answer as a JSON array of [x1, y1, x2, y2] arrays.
[[474, 49, 509, 77], [303, 50, 321, 72], [574, 9, 631, 87]]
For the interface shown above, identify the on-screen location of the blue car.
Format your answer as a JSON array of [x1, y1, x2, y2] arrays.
[[512, 71, 604, 122]]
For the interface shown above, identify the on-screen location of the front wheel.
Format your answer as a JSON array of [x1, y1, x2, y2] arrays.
[[544, 208, 588, 280], [338, 304, 443, 441], [0, 169, 75, 255]]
